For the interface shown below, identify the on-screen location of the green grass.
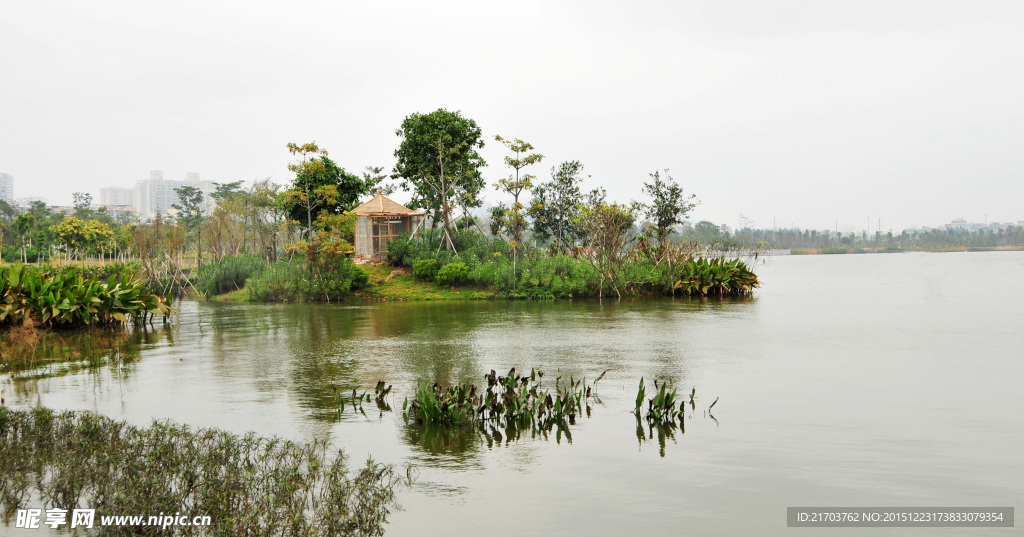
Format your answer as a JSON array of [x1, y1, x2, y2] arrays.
[[207, 287, 250, 302], [358, 264, 494, 301]]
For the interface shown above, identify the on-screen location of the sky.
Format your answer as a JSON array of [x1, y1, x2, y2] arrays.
[[2, 0, 1022, 233]]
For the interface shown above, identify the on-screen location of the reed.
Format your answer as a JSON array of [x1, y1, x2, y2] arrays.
[[0, 407, 399, 536]]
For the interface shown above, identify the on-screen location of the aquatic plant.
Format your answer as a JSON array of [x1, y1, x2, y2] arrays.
[[634, 377, 696, 425], [404, 367, 596, 437], [0, 265, 173, 329], [0, 407, 400, 536], [672, 257, 759, 297]]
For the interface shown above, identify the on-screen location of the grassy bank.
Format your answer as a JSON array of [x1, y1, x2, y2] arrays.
[[358, 264, 495, 301], [0, 407, 399, 536]]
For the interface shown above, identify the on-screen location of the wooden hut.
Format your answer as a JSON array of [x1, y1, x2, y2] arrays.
[[351, 192, 425, 259]]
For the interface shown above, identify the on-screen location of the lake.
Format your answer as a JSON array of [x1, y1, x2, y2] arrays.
[[5, 251, 1023, 535]]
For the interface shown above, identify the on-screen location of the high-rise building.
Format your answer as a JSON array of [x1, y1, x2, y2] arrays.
[[133, 171, 215, 220], [0, 173, 13, 203], [99, 186, 135, 207]]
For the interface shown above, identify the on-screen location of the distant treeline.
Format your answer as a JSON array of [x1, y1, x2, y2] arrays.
[[713, 225, 1024, 251]]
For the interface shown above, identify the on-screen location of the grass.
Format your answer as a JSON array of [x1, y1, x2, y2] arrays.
[[206, 287, 249, 302], [204, 263, 494, 302], [358, 264, 494, 301]]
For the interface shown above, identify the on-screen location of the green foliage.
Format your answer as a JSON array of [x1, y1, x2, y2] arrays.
[[405, 368, 594, 432], [172, 185, 204, 231], [436, 262, 469, 287], [0, 407, 399, 536], [492, 135, 544, 273], [0, 265, 173, 328], [393, 109, 486, 235], [642, 170, 698, 245], [387, 228, 507, 268], [245, 257, 367, 302], [384, 229, 758, 299], [530, 160, 584, 249], [412, 259, 438, 282], [194, 255, 267, 297], [672, 257, 759, 297]]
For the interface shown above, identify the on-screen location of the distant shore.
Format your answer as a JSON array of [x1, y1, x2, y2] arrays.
[[791, 246, 1024, 255]]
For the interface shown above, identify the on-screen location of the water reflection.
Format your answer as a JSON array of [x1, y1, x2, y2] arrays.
[[635, 411, 720, 458], [3, 325, 173, 407], [1, 326, 171, 379]]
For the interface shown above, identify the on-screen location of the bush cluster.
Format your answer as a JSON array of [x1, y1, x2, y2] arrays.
[[436, 262, 470, 287], [412, 259, 438, 282], [194, 255, 267, 297], [245, 257, 368, 302]]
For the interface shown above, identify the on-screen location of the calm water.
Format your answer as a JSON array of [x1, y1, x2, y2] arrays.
[[4, 252, 1023, 535]]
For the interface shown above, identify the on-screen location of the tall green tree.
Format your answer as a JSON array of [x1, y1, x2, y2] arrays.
[[642, 170, 698, 246], [393, 109, 486, 245], [15, 213, 35, 263], [493, 135, 543, 284], [285, 142, 332, 240], [284, 143, 367, 242], [530, 160, 584, 251], [173, 185, 205, 266]]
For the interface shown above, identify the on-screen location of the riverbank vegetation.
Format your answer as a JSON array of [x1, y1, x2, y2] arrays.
[[0, 407, 399, 536], [0, 108, 770, 302], [1, 265, 172, 329]]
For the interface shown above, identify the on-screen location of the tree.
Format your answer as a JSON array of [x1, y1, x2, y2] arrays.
[[574, 201, 640, 298], [283, 144, 367, 242], [493, 136, 543, 285], [53, 216, 88, 262], [72, 192, 92, 210], [15, 213, 35, 263], [393, 109, 486, 246], [642, 170, 698, 246], [362, 166, 395, 196], [173, 185, 205, 267], [530, 160, 584, 251], [211, 181, 244, 202], [285, 142, 333, 240]]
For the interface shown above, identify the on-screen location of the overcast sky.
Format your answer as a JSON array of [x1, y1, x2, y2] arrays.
[[2, 0, 1022, 233]]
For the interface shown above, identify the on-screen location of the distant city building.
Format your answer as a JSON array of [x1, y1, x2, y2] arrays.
[[100, 186, 135, 207], [904, 218, 1024, 235], [104, 170, 215, 221], [0, 173, 13, 203]]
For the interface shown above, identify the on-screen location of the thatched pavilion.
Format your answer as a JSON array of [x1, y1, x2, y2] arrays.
[[351, 192, 425, 259]]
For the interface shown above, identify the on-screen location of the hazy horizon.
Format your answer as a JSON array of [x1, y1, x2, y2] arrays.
[[2, 1, 1022, 233]]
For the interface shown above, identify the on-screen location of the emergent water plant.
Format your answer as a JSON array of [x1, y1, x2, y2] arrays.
[[403, 368, 598, 434], [1, 265, 173, 329], [0, 407, 400, 537]]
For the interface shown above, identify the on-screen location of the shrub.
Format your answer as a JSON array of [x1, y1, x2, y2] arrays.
[[194, 255, 267, 297], [436, 262, 470, 287], [412, 259, 438, 282], [350, 264, 369, 288], [246, 257, 366, 302]]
